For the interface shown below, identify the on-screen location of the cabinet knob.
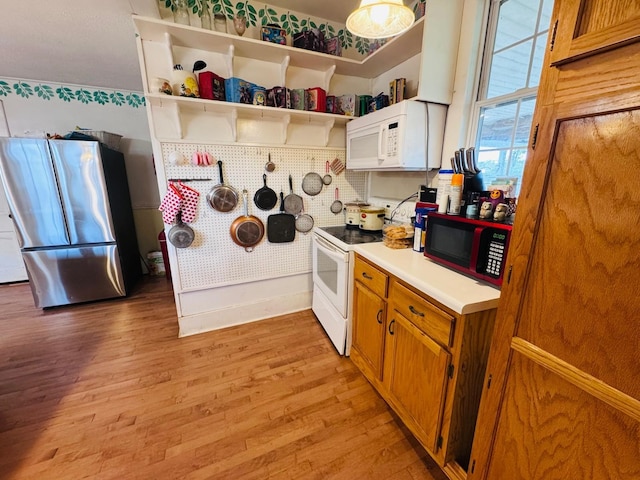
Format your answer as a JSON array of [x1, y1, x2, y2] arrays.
[[376, 309, 383, 324], [409, 305, 424, 317], [388, 319, 395, 335]]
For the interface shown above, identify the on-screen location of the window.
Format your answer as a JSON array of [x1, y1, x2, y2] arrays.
[[473, 0, 554, 194]]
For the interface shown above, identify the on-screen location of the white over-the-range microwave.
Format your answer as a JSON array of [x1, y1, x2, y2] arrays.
[[346, 99, 447, 171]]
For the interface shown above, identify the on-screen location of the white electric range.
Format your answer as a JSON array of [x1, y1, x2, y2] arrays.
[[311, 196, 416, 355]]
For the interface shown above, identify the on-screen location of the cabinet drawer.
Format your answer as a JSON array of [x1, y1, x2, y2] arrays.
[[354, 256, 388, 298], [390, 281, 454, 347]]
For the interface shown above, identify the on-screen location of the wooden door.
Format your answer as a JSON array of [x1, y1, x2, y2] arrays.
[[384, 311, 451, 455], [469, 0, 640, 478], [352, 281, 386, 381]]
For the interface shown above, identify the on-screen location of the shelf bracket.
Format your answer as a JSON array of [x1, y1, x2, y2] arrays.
[[228, 108, 238, 142], [322, 118, 335, 146], [163, 32, 176, 73], [281, 114, 291, 144], [323, 65, 336, 92], [280, 55, 290, 87], [225, 44, 235, 78]]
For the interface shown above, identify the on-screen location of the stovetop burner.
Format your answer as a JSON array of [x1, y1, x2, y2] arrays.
[[320, 225, 383, 245]]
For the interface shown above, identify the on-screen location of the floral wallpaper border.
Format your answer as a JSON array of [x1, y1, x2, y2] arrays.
[[0, 79, 146, 109], [161, 0, 426, 55]]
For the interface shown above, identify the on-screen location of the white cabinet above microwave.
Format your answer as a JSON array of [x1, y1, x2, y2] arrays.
[[346, 100, 446, 171]]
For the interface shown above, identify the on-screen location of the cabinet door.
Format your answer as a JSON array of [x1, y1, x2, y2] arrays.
[[549, 0, 640, 66], [469, 1, 640, 477], [384, 310, 451, 454], [352, 281, 386, 381]]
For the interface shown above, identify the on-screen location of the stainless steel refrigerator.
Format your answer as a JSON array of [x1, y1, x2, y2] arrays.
[[0, 137, 141, 307]]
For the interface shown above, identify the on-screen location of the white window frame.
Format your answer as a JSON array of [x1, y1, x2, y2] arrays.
[[468, 0, 552, 187]]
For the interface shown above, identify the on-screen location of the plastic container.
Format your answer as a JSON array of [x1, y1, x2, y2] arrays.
[[447, 173, 464, 215], [383, 224, 414, 249], [147, 251, 165, 276], [436, 169, 454, 212]]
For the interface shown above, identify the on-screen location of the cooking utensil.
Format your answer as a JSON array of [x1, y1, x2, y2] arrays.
[[267, 192, 296, 243], [254, 173, 277, 210], [344, 201, 369, 226], [301, 169, 323, 196], [295, 201, 314, 234], [206, 160, 239, 212], [284, 174, 303, 215], [330, 157, 345, 175], [265, 153, 275, 172], [330, 187, 343, 214], [230, 190, 264, 252], [167, 212, 194, 248], [322, 160, 332, 185], [454, 149, 465, 174]]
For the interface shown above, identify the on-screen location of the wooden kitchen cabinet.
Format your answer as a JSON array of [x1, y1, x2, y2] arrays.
[[468, 1, 640, 479], [351, 254, 497, 479], [351, 256, 388, 382]]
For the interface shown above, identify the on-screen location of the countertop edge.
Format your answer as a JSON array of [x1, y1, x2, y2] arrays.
[[352, 244, 501, 315]]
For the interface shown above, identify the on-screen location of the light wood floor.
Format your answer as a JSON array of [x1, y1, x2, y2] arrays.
[[0, 277, 448, 480]]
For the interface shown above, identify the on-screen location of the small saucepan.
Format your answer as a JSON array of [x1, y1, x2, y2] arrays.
[[168, 212, 194, 248]]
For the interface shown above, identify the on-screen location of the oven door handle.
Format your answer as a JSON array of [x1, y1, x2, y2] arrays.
[[313, 235, 348, 261]]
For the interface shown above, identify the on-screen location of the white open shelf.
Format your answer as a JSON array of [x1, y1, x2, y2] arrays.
[[133, 15, 425, 79]]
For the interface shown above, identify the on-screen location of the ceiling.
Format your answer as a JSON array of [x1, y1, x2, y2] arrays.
[[1, 0, 360, 92]]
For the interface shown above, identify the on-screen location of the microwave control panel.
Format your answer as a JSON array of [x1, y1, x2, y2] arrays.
[[483, 231, 508, 279], [386, 122, 399, 157]]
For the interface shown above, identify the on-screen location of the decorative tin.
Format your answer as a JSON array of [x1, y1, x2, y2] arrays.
[[359, 95, 373, 116], [268, 87, 290, 108], [251, 86, 266, 105], [338, 94, 359, 116], [198, 71, 226, 101], [224, 77, 254, 104], [325, 37, 342, 57], [306, 87, 326, 113], [293, 29, 325, 52], [261, 25, 286, 45], [290, 89, 306, 110], [325, 95, 338, 114]]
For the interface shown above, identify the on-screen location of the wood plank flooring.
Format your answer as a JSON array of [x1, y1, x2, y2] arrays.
[[0, 277, 448, 480]]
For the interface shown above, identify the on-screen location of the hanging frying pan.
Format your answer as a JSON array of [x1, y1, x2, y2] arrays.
[[284, 174, 303, 215], [167, 212, 194, 248], [267, 192, 296, 243], [254, 173, 277, 210], [206, 160, 238, 212], [230, 190, 264, 252]]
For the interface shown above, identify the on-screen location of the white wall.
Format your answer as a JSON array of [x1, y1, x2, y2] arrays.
[[0, 77, 164, 263]]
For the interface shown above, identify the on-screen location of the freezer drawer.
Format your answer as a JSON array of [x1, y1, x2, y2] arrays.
[[22, 245, 125, 308]]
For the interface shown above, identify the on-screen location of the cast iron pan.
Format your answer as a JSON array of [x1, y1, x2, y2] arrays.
[[254, 174, 277, 210], [267, 192, 296, 243]]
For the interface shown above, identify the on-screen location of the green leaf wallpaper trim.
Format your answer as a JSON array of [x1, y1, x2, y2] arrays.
[[0, 78, 146, 109]]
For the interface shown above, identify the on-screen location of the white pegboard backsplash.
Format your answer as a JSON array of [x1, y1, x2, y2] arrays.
[[160, 143, 366, 290], [368, 196, 417, 225]]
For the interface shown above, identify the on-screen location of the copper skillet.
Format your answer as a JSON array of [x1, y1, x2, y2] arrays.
[[230, 190, 264, 252]]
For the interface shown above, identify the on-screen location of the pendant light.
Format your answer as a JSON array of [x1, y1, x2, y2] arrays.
[[346, 0, 415, 39]]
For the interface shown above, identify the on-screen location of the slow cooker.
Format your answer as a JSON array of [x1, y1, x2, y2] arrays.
[[359, 206, 385, 231], [344, 201, 369, 227]]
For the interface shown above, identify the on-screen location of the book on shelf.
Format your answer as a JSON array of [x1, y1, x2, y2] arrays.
[[389, 78, 406, 105]]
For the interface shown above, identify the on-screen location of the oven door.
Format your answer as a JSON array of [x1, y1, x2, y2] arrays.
[[312, 233, 349, 317]]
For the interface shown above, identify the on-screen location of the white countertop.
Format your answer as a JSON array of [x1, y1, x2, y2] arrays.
[[353, 243, 501, 315]]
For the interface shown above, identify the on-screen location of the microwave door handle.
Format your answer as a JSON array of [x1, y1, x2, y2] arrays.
[[470, 227, 483, 273], [378, 124, 386, 160]]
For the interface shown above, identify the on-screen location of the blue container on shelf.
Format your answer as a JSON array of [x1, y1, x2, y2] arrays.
[[224, 77, 255, 104]]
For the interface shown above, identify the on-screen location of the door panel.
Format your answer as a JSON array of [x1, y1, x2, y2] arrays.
[[0, 138, 69, 248], [385, 311, 451, 453], [516, 108, 640, 400], [22, 245, 124, 308], [49, 140, 116, 245], [352, 281, 386, 380], [486, 353, 640, 480]]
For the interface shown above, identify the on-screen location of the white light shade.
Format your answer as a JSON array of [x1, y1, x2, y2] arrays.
[[346, 0, 415, 39]]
